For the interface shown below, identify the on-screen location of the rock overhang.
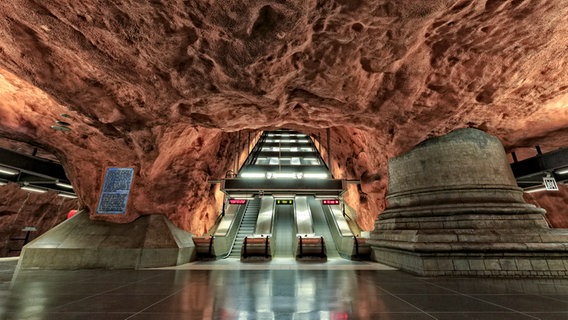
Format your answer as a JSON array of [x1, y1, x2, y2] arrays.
[[0, 1, 567, 233]]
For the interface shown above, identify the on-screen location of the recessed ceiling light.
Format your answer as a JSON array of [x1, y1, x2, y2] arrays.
[[240, 172, 266, 178], [56, 120, 71, 126], [60, 113, 71, 118]]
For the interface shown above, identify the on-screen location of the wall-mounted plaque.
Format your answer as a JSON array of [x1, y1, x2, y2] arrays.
[[96, 168, 134, 214]]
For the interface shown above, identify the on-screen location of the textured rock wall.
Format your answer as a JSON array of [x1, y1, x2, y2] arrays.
[[0, 1, 568, 234], [0, 183, 78, 257], [525, 185, 568, 228]]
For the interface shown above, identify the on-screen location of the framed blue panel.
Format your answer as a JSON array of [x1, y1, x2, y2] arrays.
[[96, 167, 134, 214]]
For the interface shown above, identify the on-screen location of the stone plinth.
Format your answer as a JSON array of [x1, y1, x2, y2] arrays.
[[16, 210, 195, 270], [369, 128, 568, 277]]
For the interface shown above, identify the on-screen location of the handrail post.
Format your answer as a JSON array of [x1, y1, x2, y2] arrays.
[[209, 236, 214, 257], [320, 236, 324, 257], [353, 236, 359, 256], [299, 236, 303, 258], [243, 237, 247, 258], [265, 236, 269, 257]]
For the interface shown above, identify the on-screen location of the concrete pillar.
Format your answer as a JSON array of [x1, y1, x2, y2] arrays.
[[369, 128, 568, 277]]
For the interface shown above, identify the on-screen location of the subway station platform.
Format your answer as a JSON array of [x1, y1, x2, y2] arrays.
[[2, 258, 568, 320]]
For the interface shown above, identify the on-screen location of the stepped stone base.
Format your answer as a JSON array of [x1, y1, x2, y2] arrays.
[[371, 228, 568, 277], [17, 210, 194, 270], [369, 129, 568, 277]]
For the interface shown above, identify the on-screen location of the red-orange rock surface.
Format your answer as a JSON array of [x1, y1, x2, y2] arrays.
[[0, 183, 78, 257], [0, 1, 567, 234]]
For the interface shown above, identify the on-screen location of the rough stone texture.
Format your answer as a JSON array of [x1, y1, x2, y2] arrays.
[[0, 1, 567, 234], [369, 128, 568, 276], [525, 185, 568, 228], [17, 210, 194, 270], [0, 183, 78, 257]]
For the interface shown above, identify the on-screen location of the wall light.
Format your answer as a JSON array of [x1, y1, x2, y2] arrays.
[[0, 166, 19, 175], [21, 185, 48, 193], [58, 193, 77, 199], [523, 185, 547, 193], [56, 181, 73, 189]]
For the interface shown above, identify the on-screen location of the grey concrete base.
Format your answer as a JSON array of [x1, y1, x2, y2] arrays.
[[371, 245, 568, 277], [16, 211, 195, 270]]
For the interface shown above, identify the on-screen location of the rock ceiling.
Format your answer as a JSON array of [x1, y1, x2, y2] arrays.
[[0, 0, 567, 233]]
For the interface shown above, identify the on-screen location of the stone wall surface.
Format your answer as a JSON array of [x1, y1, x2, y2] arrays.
[[0, 183, 78, 257], [0, 1, 567, 234]]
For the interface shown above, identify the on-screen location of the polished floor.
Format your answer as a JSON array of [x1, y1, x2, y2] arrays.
[[1, 258, 567, 320]]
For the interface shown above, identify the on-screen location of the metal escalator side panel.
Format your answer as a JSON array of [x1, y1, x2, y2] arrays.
[[213, 204, 240, 237], [255, 196, 274, 235], [294, 196, 314, 235], [328, 205, 354, 237], [307, 196, 342, 258], [211, 203, 249, 257]]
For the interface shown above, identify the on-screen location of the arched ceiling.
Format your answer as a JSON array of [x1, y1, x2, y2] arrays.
[[0, 0, 567, 233]]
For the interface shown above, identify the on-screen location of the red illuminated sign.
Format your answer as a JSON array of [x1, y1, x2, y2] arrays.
[[322, 199, 340, 205], [229, 199, 247, 205]]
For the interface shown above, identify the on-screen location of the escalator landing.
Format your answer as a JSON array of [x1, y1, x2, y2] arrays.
[[152, 258, 395, 270]]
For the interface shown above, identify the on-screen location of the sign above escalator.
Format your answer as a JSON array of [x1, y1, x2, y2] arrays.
[[321, 199, 340, 205], [276, 199, 294, 205], [229, 199, 247, 205]]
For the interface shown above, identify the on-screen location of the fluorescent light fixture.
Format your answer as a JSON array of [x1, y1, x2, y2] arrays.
[[228, 193, 255, 199], [21, 185, 48, 193], [56, 181, 73, 189], [58, 193, 77, 199], [0, 166, 19, 175], [240, 172, 266, 178], [556, 167, 568, 175], [273, 172, 297, 179], [523, 185, 547, 193], [303, 173, 328, 179]]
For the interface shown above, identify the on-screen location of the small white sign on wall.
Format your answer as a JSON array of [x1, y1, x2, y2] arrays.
[[543, 177, 559, 191]]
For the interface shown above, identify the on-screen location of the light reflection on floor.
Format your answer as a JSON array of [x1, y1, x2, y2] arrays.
[[2, 258, 568, 319]]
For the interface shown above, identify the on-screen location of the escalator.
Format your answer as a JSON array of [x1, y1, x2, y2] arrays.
[[272, 203, 295, 258], [228, 198, 261, 258], [309, 197, 340, 259]]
